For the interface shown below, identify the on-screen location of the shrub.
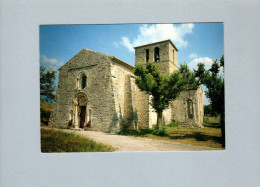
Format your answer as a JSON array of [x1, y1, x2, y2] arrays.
[[167, 122, 180, 128], [152, 125, 157, 131], [40, 103, 53, 125], [152, 126, 168, 136]]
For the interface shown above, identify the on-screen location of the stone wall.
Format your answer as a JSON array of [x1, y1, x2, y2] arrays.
[[135, 40, 178, 74], [168, 43, 178, 73], [135, 86, 150, 129], [171, 86, 204, 128], [148, 96, 157, 128], [110, 61, 136, 130], [49, 49, 118, 132]]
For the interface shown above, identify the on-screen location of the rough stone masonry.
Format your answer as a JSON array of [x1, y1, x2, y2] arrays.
[[49, 39, 204, 132]]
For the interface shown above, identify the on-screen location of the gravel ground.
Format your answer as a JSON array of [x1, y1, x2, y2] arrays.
[[63, 129, 219, 152]]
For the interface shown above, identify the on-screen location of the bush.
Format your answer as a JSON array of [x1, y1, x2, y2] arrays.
[[152, 126, 168, 136], [167, 122, 180, 127], [40, 103, 53, 125], [152, 125, 157, 130], [41, 123, 47, 126]]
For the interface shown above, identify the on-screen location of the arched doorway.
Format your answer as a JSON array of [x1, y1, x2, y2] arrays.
[[187, 99, 194, 119], [73, 93, 88, 128]]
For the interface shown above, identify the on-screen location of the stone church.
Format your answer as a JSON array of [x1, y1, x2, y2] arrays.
[[49, 39, 204, 132]]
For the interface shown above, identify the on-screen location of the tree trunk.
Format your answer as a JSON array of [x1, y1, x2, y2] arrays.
[[157, 111, 163, 129], [220, 112, 225, 147]]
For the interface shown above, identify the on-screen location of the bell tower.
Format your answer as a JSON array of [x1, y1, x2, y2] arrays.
[[134, 39, 178, 74]]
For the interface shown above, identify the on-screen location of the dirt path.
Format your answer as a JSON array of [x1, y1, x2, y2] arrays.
[[64, 129, 218, 152]]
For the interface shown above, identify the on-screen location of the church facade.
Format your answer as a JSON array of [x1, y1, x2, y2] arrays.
[[49, 40, 204, 132]]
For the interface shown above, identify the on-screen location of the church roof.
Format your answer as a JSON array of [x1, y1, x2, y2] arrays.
[[134, 39, 178, 51], [110, 56, 134, 70], [58, 48, 134, 71], [82, 48, 134, 70]]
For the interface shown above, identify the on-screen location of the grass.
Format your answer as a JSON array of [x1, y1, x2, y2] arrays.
[[57, 126, 71, 129], [203, 116, 221, 128], [41, 127, 116, 152], [41, 122, 47, 126], [118, 117, 224, 149]]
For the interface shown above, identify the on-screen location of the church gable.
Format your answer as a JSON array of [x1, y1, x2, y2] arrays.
[[57, 48, 113, 95], [49, 47, 119, 130], [59, 48, 111, 72]]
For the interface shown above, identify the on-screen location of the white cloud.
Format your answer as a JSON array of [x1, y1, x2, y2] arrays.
[[189, 53, 198, 59], [188, 56, 224, 74], [40, 55, 58, 65], [112, 42, 119, 48], [188, 57, 214, 70], [121, 37, 134, 52], [119, 23, 194, 52]]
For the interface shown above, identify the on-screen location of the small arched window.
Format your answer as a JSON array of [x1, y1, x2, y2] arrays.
[[81, 75, 86, 89], [146, 49, 149, 62], [154, 47, 160, 62], [77, 73, 87, 89]]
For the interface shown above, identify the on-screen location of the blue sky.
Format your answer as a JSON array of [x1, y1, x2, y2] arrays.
[[40, 23, 224, 105]]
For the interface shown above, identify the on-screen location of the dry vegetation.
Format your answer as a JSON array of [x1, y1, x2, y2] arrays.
[[41, 127, 116, 152], [119, 117, 224, 149], [41, 117, 223, 152], [40, 103, 53, 125], [146, 126, 223, 149]]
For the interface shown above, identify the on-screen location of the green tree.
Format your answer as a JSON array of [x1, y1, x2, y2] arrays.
[[204, 104, 217, 117], [195, 55, 225, 147], [134, 62, 199, 129], [40, 66, 57, 103]]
